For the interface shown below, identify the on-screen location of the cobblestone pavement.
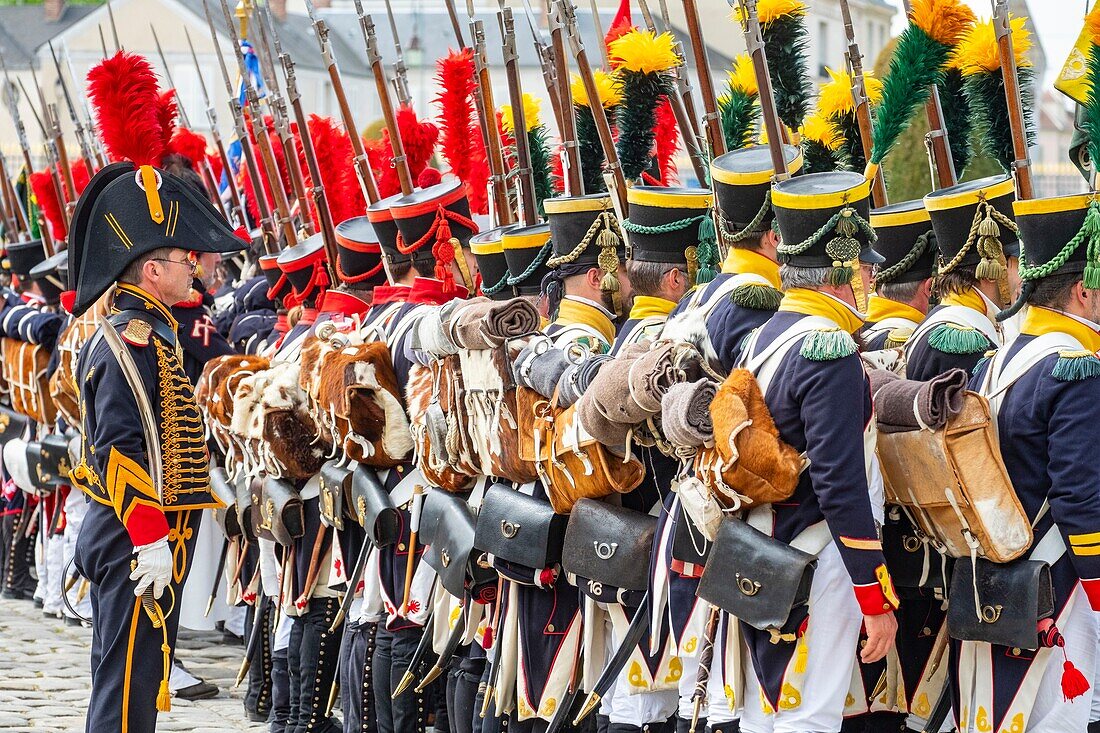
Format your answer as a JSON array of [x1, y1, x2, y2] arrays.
[[0, 596, 265, 732]]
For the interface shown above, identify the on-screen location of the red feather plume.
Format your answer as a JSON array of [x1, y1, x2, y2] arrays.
[[30, 171, 67, 241], [604, 0, 634, 58], [156, 90, 178, 155], [241, 114, 294, 223], [434, 49, 489, 214], [305, 114, 365, 227], [70, 159, 91, 196], [369, 106, 439, 198], [652, 97, 679, 186], [86, 51, 165, 166], [168, 127, 210, 167]]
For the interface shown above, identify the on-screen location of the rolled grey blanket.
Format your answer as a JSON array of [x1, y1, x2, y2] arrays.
[[577, 388, 631, 448], [871, 367, 969, 434], [479, 299, 541, 347], [627, 342, 678, 415], [585, 351, 647, 425], [450, 298, 497, 349], [516, 347, 573, 399], [558, 354, 613, 407], [662, 379, 717, 447]]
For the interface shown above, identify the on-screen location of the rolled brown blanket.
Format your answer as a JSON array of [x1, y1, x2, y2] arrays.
[[627, 342, 678, 415], [871, 367, 969, 433], [585, 352, 647, 425], [479, 299, 541, 347], [662, 379, 718, 448], [449, 298, 497, 349], [576, 388, 632, 448]]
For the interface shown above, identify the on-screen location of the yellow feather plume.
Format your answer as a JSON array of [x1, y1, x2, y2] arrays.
[[728, 54, 758, 96], [608, 29, 680, 75], [952, 17, 1032, 76], [1088, 5, 1100, 47], [816, 67, 884, 119], [800, 113, 842, 151], [909, 0, 975, 47], [501, 93, 542, 134], [571, 70, 622, 108], [733, 0, 806, 26]]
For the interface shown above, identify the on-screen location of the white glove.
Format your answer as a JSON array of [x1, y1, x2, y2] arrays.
[[130, 538, 172, 599]]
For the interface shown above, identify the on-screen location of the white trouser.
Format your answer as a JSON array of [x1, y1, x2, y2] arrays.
[[740, 541, 864, 733], [706, 617, 741, 726], [604, 610, 678, 725], [179, 508, 232, 631], [678, 633, 705, 720], [42, 525, 65, 614], [62, 490, 91, 619]]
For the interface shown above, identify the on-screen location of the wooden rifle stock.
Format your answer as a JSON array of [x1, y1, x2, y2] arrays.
[[472, 20, 514, 225], [547, 0, 584, 195], [560, 0, 627, 213], [739, 0, 789, 181], [361, 11, 414, 196], [900, 0, 956, 189], [681, 0, 726, 158], [992, 0, 1032, 199], [839, 0, 887, 206], [500, 6, 539, 225]]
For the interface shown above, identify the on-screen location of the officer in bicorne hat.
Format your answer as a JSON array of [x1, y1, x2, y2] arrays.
[[67, 159, 246, 732]]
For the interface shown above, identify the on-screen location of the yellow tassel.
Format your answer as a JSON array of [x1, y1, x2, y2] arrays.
[[793, 633, 809, 674], [157, 679, 172, 712]]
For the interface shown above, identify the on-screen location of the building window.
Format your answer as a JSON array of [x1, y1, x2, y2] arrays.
[[819, 20, 829, 77]]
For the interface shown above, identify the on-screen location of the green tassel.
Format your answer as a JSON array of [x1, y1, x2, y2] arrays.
[[827, 264, 854, 286], [729, 282, 783, 311], [800, 328, 858, 361], [927, 323, 990, 355], [695, 216, 719, 285], [970, 351, 995, 377], [1052, 350, 1100, 382], [1084, 264, 1100, 291]]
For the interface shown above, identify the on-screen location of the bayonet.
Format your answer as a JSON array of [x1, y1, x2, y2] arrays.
[[519, 0, 565, 136], [587, 0, 611, 71], [49, 41, 97, 175], [98, 25, 109, 58], [185, 26, 247, 229], [304, 0, 381, 204], [381, 0, 412, 107], [61, 41, 107, 167], [30, 64, 73, 233], [443, 0, 465, 48], [471, 19, 513, 225], [106, 0, 121, 51], [1, 56, 35, 231], [544, 0, 582, 194]]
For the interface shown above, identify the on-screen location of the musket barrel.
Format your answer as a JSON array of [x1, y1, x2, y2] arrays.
[[682, 0, 726, 158], [472, 19, 514, 225], [838, 0, 887, 206], [740, 0, 789, 181], [992, 0, 1032, 199], [362, 12, 414, 196], [500, 6, 539, 224]]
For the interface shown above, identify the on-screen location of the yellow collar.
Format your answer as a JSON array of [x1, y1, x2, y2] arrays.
[[865, 295, 925, 327], [1021, 307, 1100, 353], [721, 247, 781, 288], [115, 283, 179, 331], [941, 287, 993, 318], [628, 295, 677, 321], [779, 288, 865, 335], [554, 296, 616, 345]]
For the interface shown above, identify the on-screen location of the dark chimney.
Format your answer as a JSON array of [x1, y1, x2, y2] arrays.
[[44, 0, 64, 22]]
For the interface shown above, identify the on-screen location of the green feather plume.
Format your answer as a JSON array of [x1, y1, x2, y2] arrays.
[[802, 138, 844, 173], [762, 14, 811, 132], [835, 112, 864, 171], [719, 87, 760, 152], [964, 66, 1036, 173], [1083, 43, 1100, 175], [871, 27, 950, 165], [937, 67, 973, 176], [528, 124, 557, 216], [575, 105, 610, 194], [615, 70, 675, 182]]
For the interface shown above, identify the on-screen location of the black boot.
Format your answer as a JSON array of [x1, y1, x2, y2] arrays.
[[245, 598, 275, 722], [4, 509, 35, 599], [676, 717, 705, 733], [270, 647, 291, 733], [290, 597, 342, 733]]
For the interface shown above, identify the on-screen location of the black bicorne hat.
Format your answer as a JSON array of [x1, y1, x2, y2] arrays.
[[870, 200, 938, 285], [502, 224, 553, 297], [924, 175, 1019, 279], [69, 162, 246, 316], [470, 224, 518, 301], [368, 191, 410, 267], [334, 216, 387, 288], [625, 186, 716, 283], [391, 180, 478, 293], [544, 194, 626, 267], [28, 250, 68, 304], [6, 240, 46, 280], [711, 144, 803, 244], [773, 171, 882, 284], [276, 233, 328, 306]]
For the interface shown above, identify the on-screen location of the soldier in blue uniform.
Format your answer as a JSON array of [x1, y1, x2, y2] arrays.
[[958, 191, 1100, 733], [737, 171, 897, 733], [66, 159, 245, 732]]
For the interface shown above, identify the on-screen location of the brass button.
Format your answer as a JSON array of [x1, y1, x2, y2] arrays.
[[1012, 647, 1021, 656], [547, 624, 555, 632], [398, 543, 406, 551], [922, 627, 931, 635]]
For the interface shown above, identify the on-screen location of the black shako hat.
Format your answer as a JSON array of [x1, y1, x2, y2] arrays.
[[335, 216, 387, 288], [470, 224, 518, 300], [711, 144, 803, 244], [773, 171, 883, 285], [390, 180, 478, 293], [544, 194, 626, 267], [924, 174, 1019, 278], [28, 250, 68, 304], [6, 239, 46, 280], [276, 233, 328, 306], [625, 187, 713, 274], [69, 162, 245, 316], [870, 199, 938, 285], [502, 224, 553, 297]]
